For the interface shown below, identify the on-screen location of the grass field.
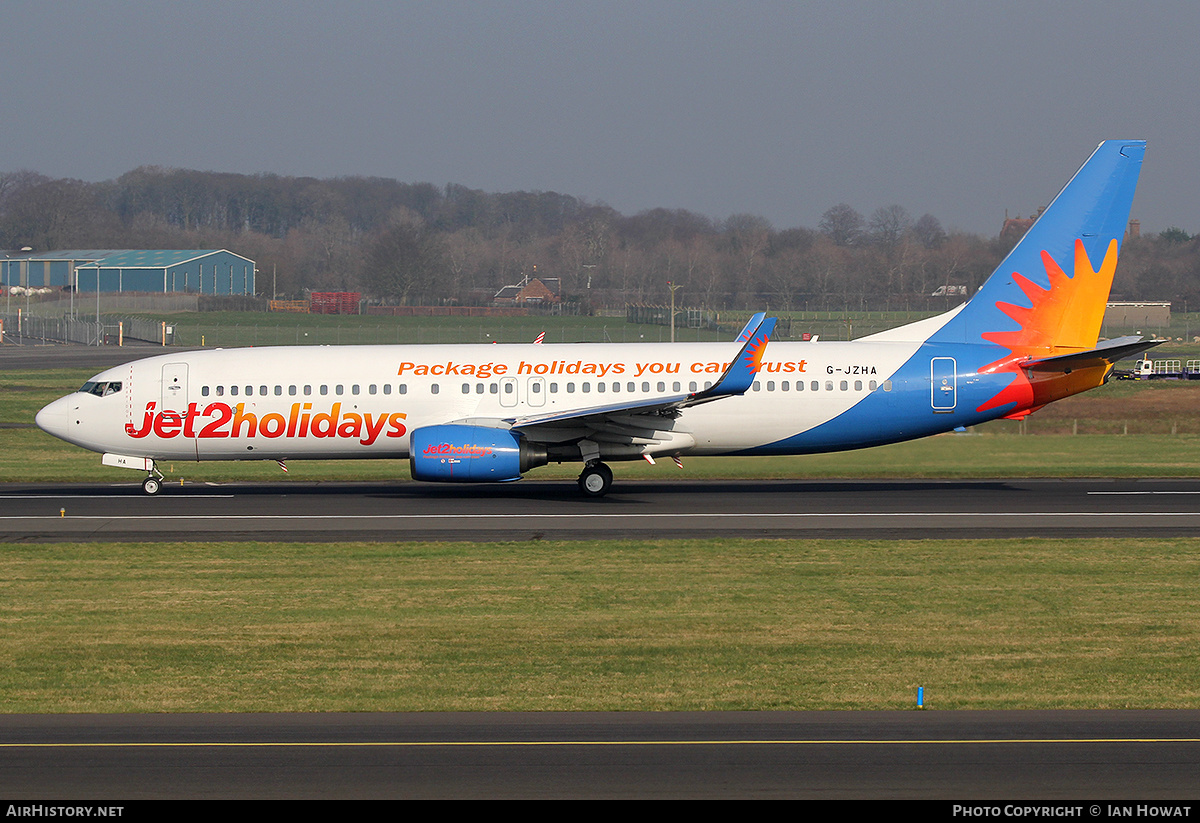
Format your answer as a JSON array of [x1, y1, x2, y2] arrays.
[[2, 537, 1198, 712], [15, 297, 1200, 347], [67, 304, 1200, 350]]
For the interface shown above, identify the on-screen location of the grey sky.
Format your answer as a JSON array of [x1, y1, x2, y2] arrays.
[[4, 0, 1197, 235]]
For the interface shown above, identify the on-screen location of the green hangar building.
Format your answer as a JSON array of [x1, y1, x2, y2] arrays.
[[0, 249, 255, 295]]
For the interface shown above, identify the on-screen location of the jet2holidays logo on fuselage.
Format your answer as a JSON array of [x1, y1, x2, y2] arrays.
[[125, 402, 408, 446]]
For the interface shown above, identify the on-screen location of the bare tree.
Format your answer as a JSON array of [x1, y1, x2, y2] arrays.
[[912, 213, 946, 249], [363, 215, 448, 304], [868, 204, 911, 255], [818, 204, 864, 247]]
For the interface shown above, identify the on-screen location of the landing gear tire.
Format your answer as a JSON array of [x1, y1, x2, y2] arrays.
[[142, 476, 162, 496], [578, 462, 613, 497]]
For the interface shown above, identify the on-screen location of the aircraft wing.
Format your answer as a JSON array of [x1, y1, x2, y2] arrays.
[[496, 316, 777, 447]]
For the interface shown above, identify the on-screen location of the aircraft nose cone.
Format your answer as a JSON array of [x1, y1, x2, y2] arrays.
[[35, 396, 73, 440]]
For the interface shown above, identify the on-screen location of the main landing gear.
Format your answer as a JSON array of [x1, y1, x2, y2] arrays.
[[578, 461, 613, 497]]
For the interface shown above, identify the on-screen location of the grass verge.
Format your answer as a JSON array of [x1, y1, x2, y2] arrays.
[[2, 538, 1198, 712]]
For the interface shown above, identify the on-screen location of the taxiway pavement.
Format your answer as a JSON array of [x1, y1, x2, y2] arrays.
[[2, 478, 1199, 542], [4, 710, 1200, 799]]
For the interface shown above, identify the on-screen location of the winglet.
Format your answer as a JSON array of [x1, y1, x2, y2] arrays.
[[735, 312, 766, 342], [694, 315, 777, 400]]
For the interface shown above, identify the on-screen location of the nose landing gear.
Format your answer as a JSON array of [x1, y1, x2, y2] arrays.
[[142, 465, 164, 495]]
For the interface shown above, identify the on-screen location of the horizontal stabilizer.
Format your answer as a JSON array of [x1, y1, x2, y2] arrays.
[[1023, 336, 1162, 372]]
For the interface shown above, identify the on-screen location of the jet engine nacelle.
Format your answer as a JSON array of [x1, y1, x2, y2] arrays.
[[408, 424, 547, 482]]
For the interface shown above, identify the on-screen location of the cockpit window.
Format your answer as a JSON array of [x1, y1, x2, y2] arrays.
[[79, 381, 121, 397]]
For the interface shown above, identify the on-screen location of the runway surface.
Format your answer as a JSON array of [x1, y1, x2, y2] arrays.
[[0, 339, 182, 371], [3, 477, 1200, 541], [4, 710, 1200, 799]]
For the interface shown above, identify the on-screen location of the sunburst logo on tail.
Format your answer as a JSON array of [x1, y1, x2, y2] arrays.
[[977, 238, 1119, 414], [743, 331, 769, 373]]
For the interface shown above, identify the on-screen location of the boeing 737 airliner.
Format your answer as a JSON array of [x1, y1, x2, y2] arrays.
[[37, 141, 1153, 496]]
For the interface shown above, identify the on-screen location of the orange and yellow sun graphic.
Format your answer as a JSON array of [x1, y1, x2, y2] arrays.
[[977, 238, 1119, 414], [744, 331, 770, 373]]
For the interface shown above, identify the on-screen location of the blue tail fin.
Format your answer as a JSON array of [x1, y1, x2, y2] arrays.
[[930, 140, 1145, 352]]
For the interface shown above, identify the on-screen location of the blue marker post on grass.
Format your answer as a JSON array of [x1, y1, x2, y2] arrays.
[[918, 686, 924, 708]]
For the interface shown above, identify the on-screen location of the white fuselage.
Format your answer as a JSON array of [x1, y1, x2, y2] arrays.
[[37, 336, 937, 464]]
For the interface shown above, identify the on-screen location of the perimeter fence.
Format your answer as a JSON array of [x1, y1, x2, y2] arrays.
[[0, 313, 107, 346]]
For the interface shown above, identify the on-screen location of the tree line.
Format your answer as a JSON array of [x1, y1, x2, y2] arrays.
[[1, 166, 1196, 311]]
